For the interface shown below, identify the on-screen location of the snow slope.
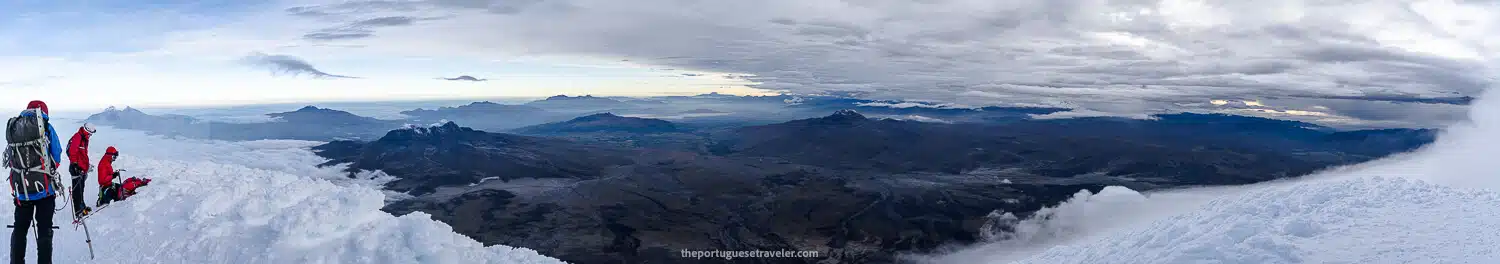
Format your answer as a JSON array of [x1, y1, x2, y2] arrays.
[[0, 119, 565, 263], [1016, 176, 1500, 264], [911, 184, 1252, 263]]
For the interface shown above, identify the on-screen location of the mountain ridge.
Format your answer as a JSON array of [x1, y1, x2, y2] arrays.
[[512, 113, 680, 134], [313, 110, 1437, 263]]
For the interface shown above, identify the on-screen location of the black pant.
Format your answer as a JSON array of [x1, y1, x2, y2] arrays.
[[11, 196, 54, 264], [68, 164, 85, 215], [97, 184, 119, 207]]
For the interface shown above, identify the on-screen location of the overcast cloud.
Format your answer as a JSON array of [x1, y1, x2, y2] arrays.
[[270, 0, 1500, 128], [0, 0, 1491, 127]]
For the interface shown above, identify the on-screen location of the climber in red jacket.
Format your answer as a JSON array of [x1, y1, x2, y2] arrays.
[[96, 146, 150, 206], [66, 123, 96, 219]]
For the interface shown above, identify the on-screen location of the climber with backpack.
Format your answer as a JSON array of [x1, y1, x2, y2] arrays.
[[95, 147, 149, 207], [4, 100, 64, 264], [65, 123, 95, 220]]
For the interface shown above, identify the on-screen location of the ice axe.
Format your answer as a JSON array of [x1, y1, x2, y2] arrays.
[[80, 221, 95, 259]]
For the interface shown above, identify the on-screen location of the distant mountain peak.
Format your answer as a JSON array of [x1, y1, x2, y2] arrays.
[[513, 112, 678, 134], [430, 121, 462, 131], [398, 101, 550, 124], [782, 109, 869, 126], [98, 106, 149, 116], [266, 106, 380, 125], [90, 106, 148, 119], [525, 95, 631, 110], [829, 109, 865, 119], [578, 112, 621, 119], [692, 92, 735, 98], [546, 95, 583, 100], [272, 105, 343, 116], [393, 121, 467, 138]]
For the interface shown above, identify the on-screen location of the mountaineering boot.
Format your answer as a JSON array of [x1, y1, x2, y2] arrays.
[[73, 206, 90, 220]]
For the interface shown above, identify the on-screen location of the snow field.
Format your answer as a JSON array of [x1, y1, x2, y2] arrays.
[[1016, 176, 1500, 264], [0, 118, 565, 263]]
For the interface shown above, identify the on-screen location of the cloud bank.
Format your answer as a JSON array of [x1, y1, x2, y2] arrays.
[[856, 101, 966, 109], [240, 52, 359, 79], [279, 0, 1500, 127], [439, 75, 487, 82]]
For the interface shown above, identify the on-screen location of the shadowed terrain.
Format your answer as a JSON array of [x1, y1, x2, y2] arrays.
[[312, 108, 1434, 264]]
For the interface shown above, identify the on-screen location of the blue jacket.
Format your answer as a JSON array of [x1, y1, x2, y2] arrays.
[[14, 109, 60, 200]]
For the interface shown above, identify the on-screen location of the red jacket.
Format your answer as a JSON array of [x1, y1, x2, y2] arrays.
[[99, 147, 118, 187], [66, 127, 92, 171], [121, 177, 149, 198]]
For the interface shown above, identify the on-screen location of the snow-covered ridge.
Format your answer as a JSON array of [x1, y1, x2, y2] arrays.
[[53, 159, 563, 263], [0, 119, 565, 263], [831, 109, 861, 116], [396, 119, 458, 134]]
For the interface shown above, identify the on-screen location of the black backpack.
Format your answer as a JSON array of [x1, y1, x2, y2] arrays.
[[5, 109, 59, 201]]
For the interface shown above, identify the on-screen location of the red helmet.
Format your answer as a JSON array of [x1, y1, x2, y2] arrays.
[[25, 100, 47, 115], [106, 146, 118, 156]]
